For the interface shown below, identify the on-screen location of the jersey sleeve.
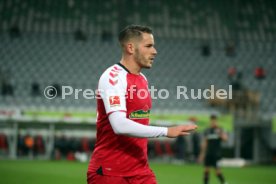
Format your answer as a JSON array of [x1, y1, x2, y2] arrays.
[[98, 68, 127, 114], [109, 111, 168, 138]]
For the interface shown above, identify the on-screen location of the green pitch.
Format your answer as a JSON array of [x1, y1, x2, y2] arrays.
[[0, 160, 275, 184]]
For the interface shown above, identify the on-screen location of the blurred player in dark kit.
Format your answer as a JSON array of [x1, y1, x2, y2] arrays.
[[199, 115, 228, 184]]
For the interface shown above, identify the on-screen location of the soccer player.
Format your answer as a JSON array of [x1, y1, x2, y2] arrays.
[[198, 115, 228, 184], [87, 25, 197, 184]]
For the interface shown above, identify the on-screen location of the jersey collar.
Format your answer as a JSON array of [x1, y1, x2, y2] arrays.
[[117, 63, 131, 73]]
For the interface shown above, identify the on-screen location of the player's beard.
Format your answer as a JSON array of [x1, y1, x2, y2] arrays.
[[134, 48, 152, 69]]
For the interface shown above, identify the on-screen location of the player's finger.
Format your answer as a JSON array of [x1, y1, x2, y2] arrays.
[[180, 132, 190, 136], [182, 124, 197, 131], [183, 124, 197, 128]]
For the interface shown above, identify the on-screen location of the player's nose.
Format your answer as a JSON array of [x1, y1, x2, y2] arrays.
[[152, 47, 157, 55]]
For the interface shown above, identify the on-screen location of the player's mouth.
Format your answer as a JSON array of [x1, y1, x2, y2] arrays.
[[149, 57, 155, 62]]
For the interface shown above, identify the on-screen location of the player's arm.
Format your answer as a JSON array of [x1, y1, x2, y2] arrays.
[[109, 111, 197, 138], [166, 123, 198, 138], [219, 128, 228, 141], [99, 67, 197, 138], [198, 137, 207, 163]]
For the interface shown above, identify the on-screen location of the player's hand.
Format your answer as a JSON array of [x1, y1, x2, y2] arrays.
[[167, 124, 197, 138]]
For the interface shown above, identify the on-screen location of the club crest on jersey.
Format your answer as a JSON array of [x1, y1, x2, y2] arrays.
[[109, 96, 121, 107], [129, 109, 150, 119]]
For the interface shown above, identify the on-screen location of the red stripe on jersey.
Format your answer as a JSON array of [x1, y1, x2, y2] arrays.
[[111, 69, 119, 73], [107, 110, 127, 116], [109, 79, 118, 86], [109, 72, 118, 78], [113, 66, 122, 71]]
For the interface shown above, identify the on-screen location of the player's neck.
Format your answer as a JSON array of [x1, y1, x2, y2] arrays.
[[120, 57, 141, 75]]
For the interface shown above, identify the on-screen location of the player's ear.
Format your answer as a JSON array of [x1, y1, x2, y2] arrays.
[[125, 42, 135, 54]]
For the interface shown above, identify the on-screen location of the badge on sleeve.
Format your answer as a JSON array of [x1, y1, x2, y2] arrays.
[[109, 96, 121, 107]]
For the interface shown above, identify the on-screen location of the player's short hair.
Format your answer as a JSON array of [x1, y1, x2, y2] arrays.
[[210, 114, 217, 120], [118, 25, 153, 47]]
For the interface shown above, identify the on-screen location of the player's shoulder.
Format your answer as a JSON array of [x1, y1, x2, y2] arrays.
[[205, 127, 212, 131], [204, 127, 212, 134], [101, 64, 127, 77], [99, 64, 128, 85]]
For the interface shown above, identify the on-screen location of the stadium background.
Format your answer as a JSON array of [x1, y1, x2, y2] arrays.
[[0, 0, 276, 183]]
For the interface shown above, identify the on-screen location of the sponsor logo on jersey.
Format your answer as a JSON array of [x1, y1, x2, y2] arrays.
[[129, 109, 150, 119], [207, 134, 219, 140], [109, 96, 121, 107]]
